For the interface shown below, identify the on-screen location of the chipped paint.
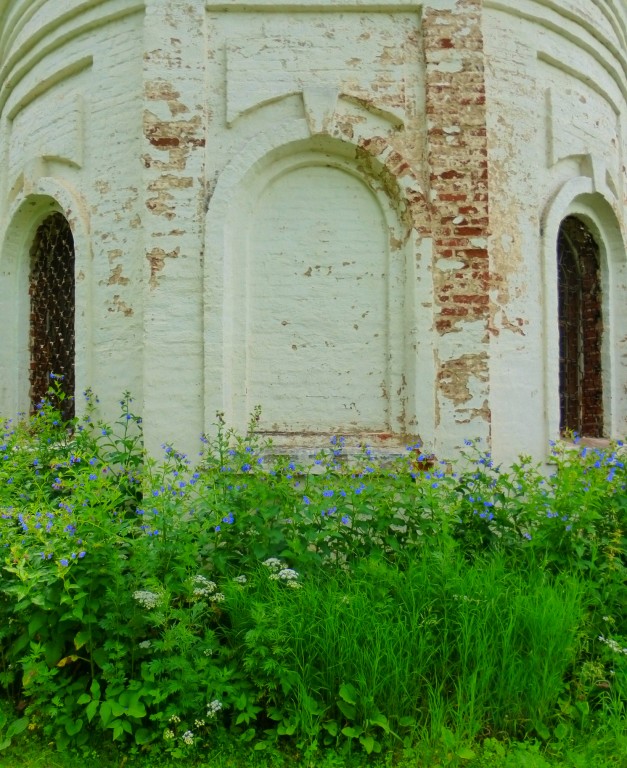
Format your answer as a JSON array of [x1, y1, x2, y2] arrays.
[[107, 264, 130, 286], [110, 295, 134, 317], [146, 246, 180, 289], [437, 352, 489, 406]]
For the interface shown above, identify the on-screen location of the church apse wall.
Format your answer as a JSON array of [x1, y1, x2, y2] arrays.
[[0, 0, 625, 464]]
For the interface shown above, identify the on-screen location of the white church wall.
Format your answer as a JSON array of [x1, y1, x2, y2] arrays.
[[0, 2, 144, 423], [483, 0, 627, 465]]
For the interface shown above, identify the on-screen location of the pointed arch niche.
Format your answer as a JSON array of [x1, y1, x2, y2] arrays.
[[0, 182, 91, 419], [204, 121, 433, 448], [542, 179, 627, 441]]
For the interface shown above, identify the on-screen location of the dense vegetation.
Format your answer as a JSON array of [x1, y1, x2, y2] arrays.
[[0, 382, 625, 766]]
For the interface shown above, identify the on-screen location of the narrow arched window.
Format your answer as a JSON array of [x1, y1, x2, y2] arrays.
[[557, 216, 603, 437], [29, 213, 76, 420]]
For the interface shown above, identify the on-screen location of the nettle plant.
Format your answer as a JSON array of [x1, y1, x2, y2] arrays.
[[0, 381, 625, 758]]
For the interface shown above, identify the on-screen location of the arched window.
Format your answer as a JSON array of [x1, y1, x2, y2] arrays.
[[557, 216, 603, 437], [29, 212, 76, 420]]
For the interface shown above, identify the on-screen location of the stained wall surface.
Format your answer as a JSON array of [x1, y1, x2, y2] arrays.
[[483, 0, 627, 462], [0, 0, 625, 462]]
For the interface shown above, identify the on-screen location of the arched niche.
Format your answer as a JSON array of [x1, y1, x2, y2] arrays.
[[542, 178, 627, 441], [29, 212, 76, 418], [557, 215, 603, 437], [204, 120, 433, 448], [0, 180, 90, 419]]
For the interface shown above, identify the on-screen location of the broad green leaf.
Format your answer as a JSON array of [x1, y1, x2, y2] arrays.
[[99, 700, 112, 727], [135, 727, 154, 745], [77, 693, 91, 706], [339, 683, 357, 705], [6, 718, 28, 739], [74, 630, 90, 650], [86, 700, 99, 723], [341, 726, 362, 739], [456, 746, 476, 760], [368, 713, 389, 732], [302, 695, 323, 715], [360, 734, 376, 754], [45, 640, 64, 668], [126, 702, 146, 719], [28, 613, 47, 639], [65, 719, 83, 736], [110, 701, 127, 718], [336, 700, 356, 720]]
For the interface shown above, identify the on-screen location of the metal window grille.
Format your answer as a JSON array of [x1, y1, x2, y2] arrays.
[[557, 216, 603, 437], [29, 213, 76, 421]]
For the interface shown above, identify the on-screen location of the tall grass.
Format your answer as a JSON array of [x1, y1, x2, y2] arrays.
[[224, 550, 583, 750]]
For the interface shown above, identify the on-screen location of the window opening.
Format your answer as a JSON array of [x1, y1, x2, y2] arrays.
[[29, 213, 76, 420], [557, 216, 603, 437]]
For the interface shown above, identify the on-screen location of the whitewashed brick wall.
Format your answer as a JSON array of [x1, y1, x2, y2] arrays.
[[0, 0, 624, 463]]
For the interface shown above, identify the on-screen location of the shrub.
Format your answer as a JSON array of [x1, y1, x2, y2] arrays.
[[0, 386, 625, 760]]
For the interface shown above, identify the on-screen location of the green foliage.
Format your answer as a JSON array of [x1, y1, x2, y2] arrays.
[[0, 384, 626, 764]]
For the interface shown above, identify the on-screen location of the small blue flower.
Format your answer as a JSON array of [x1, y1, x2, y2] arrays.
[[303, 496, 311, 505], [241, 463, 251, 472], [322, 489, 334, 498], [78, 551, 86, 558], [60, 558, 69, 567]]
